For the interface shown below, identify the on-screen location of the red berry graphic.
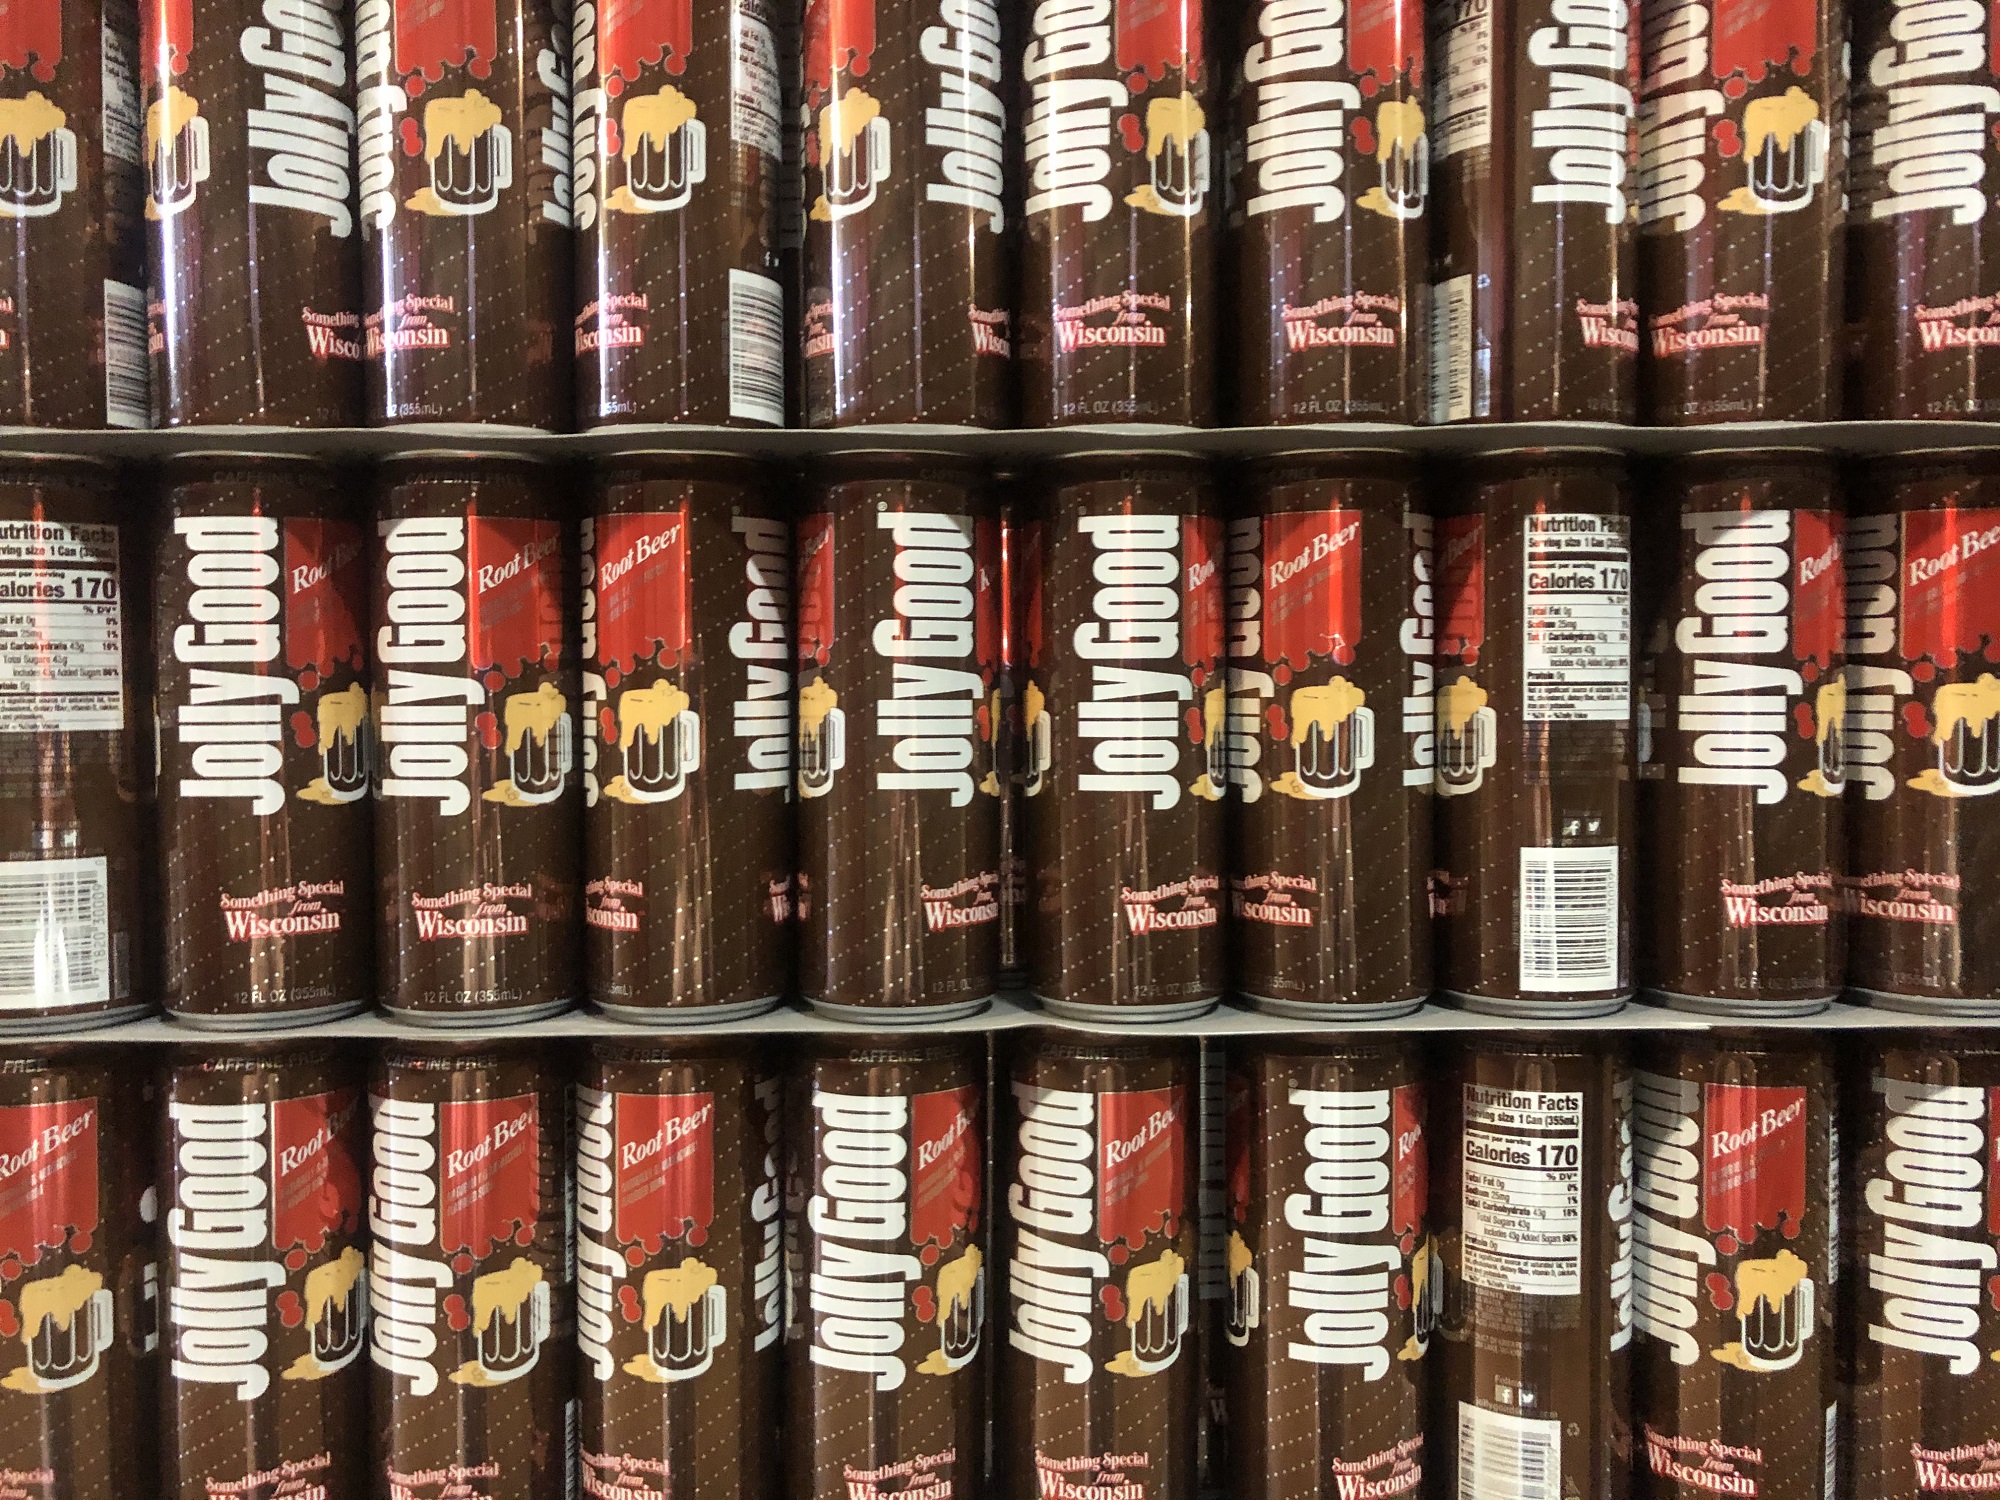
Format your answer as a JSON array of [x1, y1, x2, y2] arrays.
[[1706, 1272, 1733, 1310], [277, 1291, 304, 1328], [1109, 1243, 1128, 1265], [626, 1245, 645, 1267], [515, 1224, 535, 1246], [445, 1294, 471, 1332], [286, 1248, 309, 1272], [1716, 1234, 1737, 1256], [0, 1301, 19, 1338], [688, 1226, 707, 1248], [452, 1252, 474, 1276], [477, 712, 501, 750], [618, 1286, 642, 1323], [921, 1244, 940, 1266], [913, 1286, 936, 1323], [1100, 1286, 1125, 1323]]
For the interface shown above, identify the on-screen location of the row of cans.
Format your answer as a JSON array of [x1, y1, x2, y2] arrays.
[[1, 0, 1994, 432], [9, 445, 2000, 1031], [0, 1027, 1990, 1500]]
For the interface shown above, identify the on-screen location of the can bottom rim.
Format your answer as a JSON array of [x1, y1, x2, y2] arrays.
[[1441, 990, 1630, 1019], [593, 996, 785, 1026], [165, 1000, 371, 1031], [808, 996, 993, 1024], [1853, 985, 2000, 1018], [380, 998, 578, 1028], [1647, 988, 1833, 1018], [0, 1002, 155, 1036], [1036, 995, 1221, 1024], [1240, 993, 1427, 1021]]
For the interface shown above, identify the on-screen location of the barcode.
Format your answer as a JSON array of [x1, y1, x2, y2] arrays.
[[1518, 846, 1619, 991], [0, 857, 110, 1008], [102, 281, 149, 429], [728, 269, 785, 427], [1459, 1404, 1559, 1500], [1430, 276, 1472, 423]]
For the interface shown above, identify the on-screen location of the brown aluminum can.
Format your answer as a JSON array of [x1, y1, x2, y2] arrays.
[[1023, 457, 1225, 1021], [367, 1043, 572, 1500], [1637, 454, 1845, 1015], [571, 0, 786, 428], [998, 1034, 1199, 1500], [784, 1037, 988, 1500], [1432, 1037, 1634, 1500], [372, 456, 580, 1024], [1427, 0, 1638, 422], [583, 456, 790, 1022], [160, 1044, 369, 1500], [1227, 455, 1433, 1018], [156, 457, 372, 1027], [1433, 451, 1634, 1015], [799, 0, 1011, 427], [0, 1048, 157, 1500], [356, 0, 571, 428], [1845, 1035, 2000, 1500], [1226, 0, 1427, 424], [142, 0, 363, 426], [0, 0, 148, 429], [1636, 0, 1844, 424], [1846, 454, 2000, 1015], [1018, 0, 1215, 426], [1222, 1039, 1432, 1500], [1631, 1035, 1836, 1500], [576, 1041, 783, 1500], [1848, 2, 2000, 420], [796, 456, 1002, 1020], [0, 458, 151, 1032]]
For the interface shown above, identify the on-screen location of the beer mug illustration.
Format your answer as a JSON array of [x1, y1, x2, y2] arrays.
[[1143, 94, 1210, 218], [618, 682, 701, 802], [1436, 677, 1496, 796], [314, 684, 373, 804], [1118, 1252, 1188, 1375], [303, 1247, 368, 1374], [414, 91, 512, 217], [619, 87, 706, 213], [1795, 674, 1846, 796], [1290, 680, 1374, 799], [0, 92, 78, 219], [798, 678, 846, 798], [1372, 99, 1428, 219], [933, 1248, 984, 1372], [1732, 1251, 1813, 1372], [815, 89, 889, 220], [144, 87, 205, 219], [1930, 674, 2000, 796], [1022, 682, 1051, 798], [499, 681, 573, 805], [1411, 1237, 1442, 1344], [470, 1259, 550, 1384], [641, 1262, 725, 1381], [15, 1266, 113, 1391], [1742, 88, 1827, 214], [1224, 1232, 1259, 1347]]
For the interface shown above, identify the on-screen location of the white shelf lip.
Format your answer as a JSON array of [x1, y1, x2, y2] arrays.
[[9, 992, 1987, 1046], [2, 419, 1999, 462]]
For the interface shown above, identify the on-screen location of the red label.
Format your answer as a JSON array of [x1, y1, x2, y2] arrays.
[[599, 0, 692, 87], [1021, 521, 1045, 672], [271, 1089, 364, 1256], [975, 518, 1002, 677], [1099, 1086, 1186, 1254], [612, 1092, 715, 1254], [802, 0, 875, 97], [1261, 510, 1362, 672], [1183, 514, 1224, 670], [797, 512, 836, 668], [395, 0, 498, 82], [1702, 1085, 1808, 1241], [1901, 508, 2000, 667], [1437, 516, 1485, 661], [1392, 1084, 1425, 1241], [910, 1086, 981, 1252], [4, 0, 63, 78], [469, 517, 564, 679], [1349, 0, 1422, 87], [284, 519, 367, 676], [1224, 1074, 1251, 1229], [1117, 0, 1202, 84], [439, 1095, 539, 1262], [1792, 509, 1842, 673], [141, 0, 184, 78], [594, 509, 690, 675], [1712, 0, 1816, 83], [0, 1100, 96, 1265]]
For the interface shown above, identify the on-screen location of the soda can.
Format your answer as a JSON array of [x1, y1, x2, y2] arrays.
[[583, 455, 791, 1021], [796, 456, 1001, 1020], [1227, 454, 1433, 1017]]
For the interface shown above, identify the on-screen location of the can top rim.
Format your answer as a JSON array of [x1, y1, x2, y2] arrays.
[[1463, 445, 1627, 460], [1672, 446, 1835, 462], [377, 448, 553, 465], [0, 451, 117, 471]]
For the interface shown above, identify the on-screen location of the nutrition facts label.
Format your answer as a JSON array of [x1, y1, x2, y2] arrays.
[[0, 522, 124, 734], [1461, 1084, 1583, 1296], [1434, 0, 1492, 158], [1522, 514, 1629, 722], [734, 17, 784, 161]]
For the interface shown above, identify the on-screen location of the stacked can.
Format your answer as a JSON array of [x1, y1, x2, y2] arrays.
[[795, 457, 1003, 1020], [1024, 457, 1226, 1021], [583, 456, 791, 1020], [1433, 451, 1634, 1015], [1638, 454, 1845, 1015], [1227, 455, 1432, 1017]]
